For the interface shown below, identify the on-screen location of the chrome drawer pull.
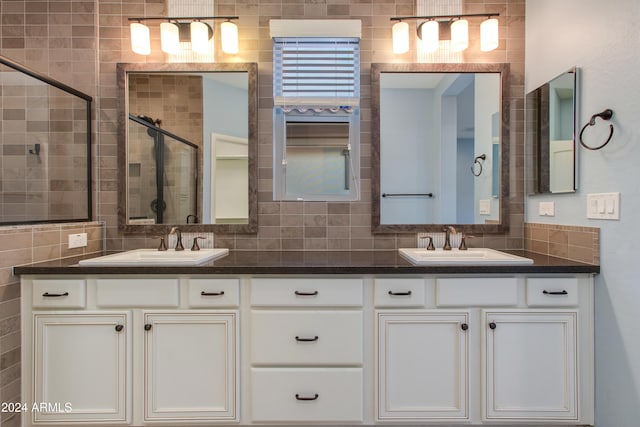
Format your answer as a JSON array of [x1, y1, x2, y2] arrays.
[[42, 292, 69, 297], [201, 291, 225, 296], [388, 290, 412, 296], [543, 290, 568, 295], [295, 336, 319, 342], [294, 290, 318, 296], [295, 393, 319, 401]]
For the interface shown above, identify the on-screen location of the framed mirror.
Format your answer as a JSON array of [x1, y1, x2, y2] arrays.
[[526, 67, 578, 195], [0, 55, 92, 225], [117, 62, 258, 234], [371, 63, 510, 234]]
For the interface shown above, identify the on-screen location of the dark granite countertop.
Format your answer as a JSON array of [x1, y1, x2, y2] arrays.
[[13, 250, 600, 276]]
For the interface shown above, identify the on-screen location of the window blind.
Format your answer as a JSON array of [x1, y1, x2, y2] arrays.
[[273, 37, 360, 108]]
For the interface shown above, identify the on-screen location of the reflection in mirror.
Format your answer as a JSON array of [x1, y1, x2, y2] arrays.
[[526, 67, 577, 194], [117, 63, 257, 234], [371, 63, 510, 234], [0, 55, 92, 225]]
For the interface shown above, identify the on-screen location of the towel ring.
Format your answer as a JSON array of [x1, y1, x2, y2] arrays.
[[471, 154, 486, 177], [579, 109, 614, 151]]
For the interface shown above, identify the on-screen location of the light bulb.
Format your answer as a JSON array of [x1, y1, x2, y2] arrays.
[[420, 20, 439, 53], [130, 22, 150, 55], [451, 19, 469, 52], [221, 21, 239, 54], [480, 17, 499, 51], [160, 22, 180, 54], [392, 21, 409, 54], [191, 21, 211, 54]]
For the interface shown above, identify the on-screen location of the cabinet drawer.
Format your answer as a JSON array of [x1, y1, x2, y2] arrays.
[[96, 279, 179, 307], [374, 278, 425, 307], [32, 279, 86, 308], [251, 278, 363, 306], [436, 277, 518, 306], [527, 278, 579, 306], [251, 368, 363, 422], [251, 311, 362, 365], [187, 278, 240, 308]]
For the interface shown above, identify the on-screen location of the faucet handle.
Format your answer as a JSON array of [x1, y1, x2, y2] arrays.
[[191, 237, 206, 251], [458, 232, 475, 251], [419, 235, 436, 250], [154, 236, 168, 251]]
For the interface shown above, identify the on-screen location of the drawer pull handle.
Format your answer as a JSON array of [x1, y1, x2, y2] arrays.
[[489, 322, 497, 330], [294, 290, 318, 296], [42, 292, 69, 297], [388, 290, 412, 296], [295, 393, 319, 401], [144, 324, 152, 331], [295, 336, 319, 342], [543, 290, 568, 295], [460, 323, 469, 331], [201, 291, 225, 296], [115, 324, 124, 332]]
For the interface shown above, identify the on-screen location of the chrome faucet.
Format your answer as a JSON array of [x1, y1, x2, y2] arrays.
[[443, 226, 457, 250], [169, 227, 184, 251]]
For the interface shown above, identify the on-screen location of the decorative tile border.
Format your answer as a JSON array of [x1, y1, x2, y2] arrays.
[[525, 223, 599, 265]]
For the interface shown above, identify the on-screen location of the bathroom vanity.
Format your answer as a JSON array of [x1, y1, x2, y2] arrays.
[[14, 251, 598, 427]]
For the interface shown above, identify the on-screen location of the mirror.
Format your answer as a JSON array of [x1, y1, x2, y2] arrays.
[[0, 55, 92, 225], [526, 67, 578, 194], [117, 62, 258, 234], [371, 63, 510, 234]]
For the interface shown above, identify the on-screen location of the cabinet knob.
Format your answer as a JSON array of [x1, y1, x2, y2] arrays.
[[295, 336, 319, 342], [144, 324, 152, 331], [115, 324, 124, 332], [295, 393, 319, 401], [489, 322, 497, 330], [460, 323, 469, 331]]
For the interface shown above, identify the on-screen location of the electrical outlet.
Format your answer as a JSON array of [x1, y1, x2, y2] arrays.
[[538, 201, 555, 216], [68, 233, 88, 249]]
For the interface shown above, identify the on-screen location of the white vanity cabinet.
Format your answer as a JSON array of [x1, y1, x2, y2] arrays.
[[20, 272, 594, 427], [21, 277, 239, 427]]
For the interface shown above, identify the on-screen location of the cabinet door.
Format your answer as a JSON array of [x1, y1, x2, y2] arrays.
[[143, 312, 238, 422], [376, 311, 469, 421], [483, 310, 578, 421], [33, 312, 130, 423]]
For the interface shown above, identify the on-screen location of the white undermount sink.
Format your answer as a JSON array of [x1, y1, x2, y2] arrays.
[[399, 247, 533, 266], [78, 248, 229, 266]]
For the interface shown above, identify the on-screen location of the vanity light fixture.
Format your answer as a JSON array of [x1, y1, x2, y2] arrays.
[[128, 16, 240, 56], [391, 13, 499, 54]]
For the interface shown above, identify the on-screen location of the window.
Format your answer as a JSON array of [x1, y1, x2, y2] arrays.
[[273, 37, 360, 201]]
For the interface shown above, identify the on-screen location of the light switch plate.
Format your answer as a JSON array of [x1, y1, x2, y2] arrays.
[[587, 192, 620, 220]]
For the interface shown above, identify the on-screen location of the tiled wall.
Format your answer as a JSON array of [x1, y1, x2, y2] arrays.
[[90, 0, 526, 252], [525, 222, 600, 265], [0, 222, 104, 427]]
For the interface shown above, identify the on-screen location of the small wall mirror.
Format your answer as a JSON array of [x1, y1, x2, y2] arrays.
[[526, 67, 578, 194], [371, 63, 510, 234], [0, 55, 92, 225], [117, 62, 258, 234]]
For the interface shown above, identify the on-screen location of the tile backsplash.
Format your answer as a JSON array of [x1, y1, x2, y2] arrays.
[[525, 222, 599, 265]]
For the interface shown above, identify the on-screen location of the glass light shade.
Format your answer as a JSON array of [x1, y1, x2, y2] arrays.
[[130, 22, 150, 55], [392, 21, 409, 54], [480, 18, 499, 51], [160, 22, 180, 54], [221, 21, 239, 54], [191, 21, 211, 54], [451, 19, 469, 52], [420, 20, 439, 53]]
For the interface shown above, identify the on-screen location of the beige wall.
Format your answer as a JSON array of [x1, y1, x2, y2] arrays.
[[0, 1, 525, 425]]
